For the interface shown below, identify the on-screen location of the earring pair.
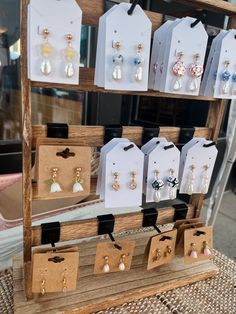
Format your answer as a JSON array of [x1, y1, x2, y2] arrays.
[[50, 167, 84, 193], [190, 241, 211, 259], [187, 164, 209, 195], [112, 41, 144, 82], [173, 52, 203, 92], [40, 268, 68, 295], [40, 28, 77, 78], [153, 245, 172, 262], [152, 169, 179, 202], [112, 171, 137, 191], [103, 254, 127, 273]]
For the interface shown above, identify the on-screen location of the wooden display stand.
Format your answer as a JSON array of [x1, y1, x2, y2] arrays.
[[15, 0, 235, 313]]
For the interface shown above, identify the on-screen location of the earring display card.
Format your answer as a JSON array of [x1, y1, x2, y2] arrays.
[[32, 247, 79, 294], [35, 144, 91, 199], [159, 17, 208, 96], [147, 229, 177, 271], [94, 240, 135, 274], [95, 2, 152, 91], [28, 0, 82, 84], [184, 226, 213, 264]]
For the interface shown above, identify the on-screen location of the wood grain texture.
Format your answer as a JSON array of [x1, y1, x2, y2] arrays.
[[175, 0, 236, 15], [31, 68, 216, 101], [21, 0, 33, 300], [14, 231, 218, 314], [228, 14, 236, 28], [77, 0, 163, 31], [31, 125, 212, 149], [31, 204, 195, 246]]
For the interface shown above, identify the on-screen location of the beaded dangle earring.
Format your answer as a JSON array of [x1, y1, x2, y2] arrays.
[[40, 28, 53, 76], [152, 170, 165, 202], [167, 168, 179, 200], [129, 171, 137, 190], [186, 165, 196, 195], [221, 60, 231, 94], [112, 171, 121, 191], [112, 41, 124, 81], [63, 34, 77, 78], [172, 51, 186, 91], [188, 53, 204, 92], [73, 167, 84, 193], [134, 43, 144, 82], [201, 165, 209, 194], [50, 167, 62, 193], [231, 71, 236, 95]]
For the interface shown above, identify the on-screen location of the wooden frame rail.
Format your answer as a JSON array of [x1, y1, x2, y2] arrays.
[[31, 204, 194, 246]]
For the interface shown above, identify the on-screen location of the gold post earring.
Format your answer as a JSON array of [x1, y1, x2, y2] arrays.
[[62, 268, 68, 293], [50, 167, 62, 193], [41, 279, 46, 295], [129, 171, 137, 190], [164, 245, 172, 257], [73, 167, 84, 193], [153, 248, 162, 262]]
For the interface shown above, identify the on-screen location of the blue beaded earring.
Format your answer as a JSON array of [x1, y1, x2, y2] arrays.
[[134, 43, 144, 82], [221, 60, 231, 95], [231, 73, 236, 95], [112, 41, 124, 81]]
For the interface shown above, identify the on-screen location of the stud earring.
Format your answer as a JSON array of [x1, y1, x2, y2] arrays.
[[118, 254, 126, 271], [189, 53, 204, 92], [172, 51, 186, 91], [186, 165, 196, 195], [190, 243, 198, 259], [203, 241, 211, 256], [103, 256, 110, 273], [152, 170, 165, 203], [153, 248, 162, 262], [73, 167, 84, 193], [201, 165, 209, 194], [129, 171, 137, 190], [40, 28, 53, 75], [50, 167, 62, 193], [164, 245, 172, 257], [112, 41, 124, 81], [112, 171, 120, 191], [63, 34, 77, 78], [167, 168, 179, 200], [134, 43, 144, 82], [62, 269, 68, 293], [221, 60, 231, 94], [41, 279, 46, 295]]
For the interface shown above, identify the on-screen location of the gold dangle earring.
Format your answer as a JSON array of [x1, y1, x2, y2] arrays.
[[40, 28, 53, 75], [50, 167, 62, 193], [64, 33, 77, 78], [73, 167, 84, 193]]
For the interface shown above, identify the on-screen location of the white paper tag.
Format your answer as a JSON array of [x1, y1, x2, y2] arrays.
[[28, 0, 82, 84], [104, 142, 144, 208]]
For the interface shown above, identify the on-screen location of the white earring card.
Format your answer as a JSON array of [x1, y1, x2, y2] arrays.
[[28, 0, 82, 84], [103, 141, 144, 208], [95, 3, 152, 91], [159, 17, 208, 96]]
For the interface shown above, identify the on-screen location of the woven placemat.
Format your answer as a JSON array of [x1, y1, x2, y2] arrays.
[[1, 250, 235, 314]]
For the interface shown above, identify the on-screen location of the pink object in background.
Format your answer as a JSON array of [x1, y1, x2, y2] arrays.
[[0, 173, 22, 191]]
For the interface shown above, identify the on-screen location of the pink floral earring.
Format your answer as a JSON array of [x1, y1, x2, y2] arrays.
[[172, 51, 186, 91]]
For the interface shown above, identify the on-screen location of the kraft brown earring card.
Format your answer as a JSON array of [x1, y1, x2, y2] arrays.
[[147, 229, 177, 271], [35, 139, 91, 199], [94, 240, 135, 275], [32, 246, 79, 295], [184, 226, 213, 264]]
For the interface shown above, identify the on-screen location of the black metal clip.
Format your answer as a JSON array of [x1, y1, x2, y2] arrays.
[[104, 125, 123, 144], [128, 0, 139, 15], [159, 235, 172, 241], [141, 208, 161, 233], [48, 256, 65, 263], [56, 147, 75, 159], [124, 144, 134, 151], [164, 144, 174, 150], [173, 203, 188, 221], [190, 10, 207, 28], [203, 142, 216, 148], [194, 230, 206, 236], [97, 214, 122, 250], [41, 222, 61, 248], [47, 123, 68, 139]]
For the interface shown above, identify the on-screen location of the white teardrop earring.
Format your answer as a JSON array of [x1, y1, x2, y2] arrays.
[[73, 167, 84, 193], [134, 43, 144, 82], [50, 167, 62, 193], [172, 51, 186, 91], [188, 53, 204, 92], [63, 34, 77, 78], [112, 41, 124, 81], [186, 165, 196, 195], [118, 254, 126, 271], [103, 256, 110, 273], [152, 170, 165, 202], [40, 28, 53, 75], [201, 165, 209, 194], [167, 168, 179, 200]]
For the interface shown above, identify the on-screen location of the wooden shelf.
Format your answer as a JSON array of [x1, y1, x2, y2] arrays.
[[31, 125, 212, 148], [14, 231, 218, 314], [31, 68, 217, 102]]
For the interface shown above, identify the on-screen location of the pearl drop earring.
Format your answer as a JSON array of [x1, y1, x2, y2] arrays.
[[64, 34, 77, 78], [152, 170, 164, 203], [201, 165, 209, 194], [167, 168, 179, 200], [134, 43, 144, 82], [172, 51, 186, 91], [40, 28, 53, 75], [186, 165, 196, 195], [118, 254, 126, 271], [103, 256, 110, 273], [112, 41, 124, 81], [189, 53, 204, 92]]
